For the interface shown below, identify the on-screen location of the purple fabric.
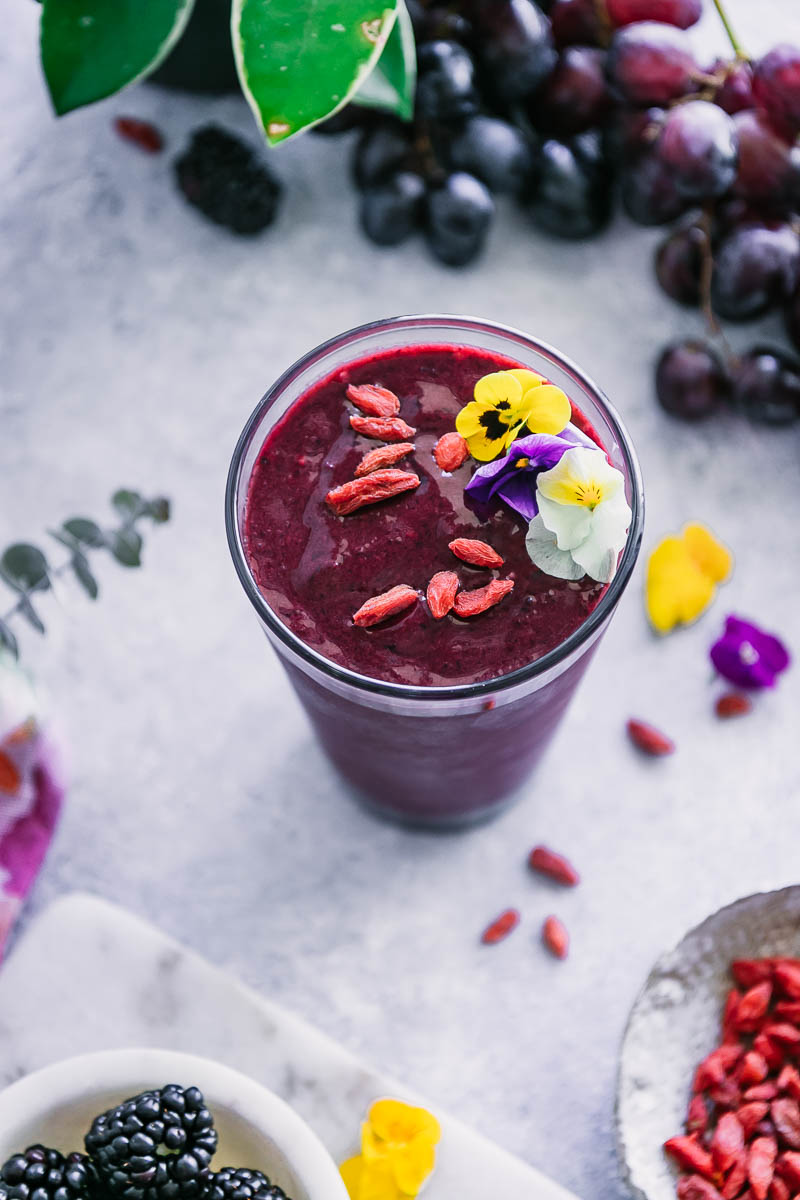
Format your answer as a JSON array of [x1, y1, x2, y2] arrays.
[[710, 615, 791, 690], [464, 433, 573, 521]]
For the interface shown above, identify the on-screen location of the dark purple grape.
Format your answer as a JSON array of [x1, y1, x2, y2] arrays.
[[360, 172, 426, 246], [426, 171, 495, 265], [732, 346, 800, 424], [732, 109, 800, 206], [416, 40, 479, 121], [655, 221, 705, 305], [655, 340, 729, 419], [448, 116, 536, 195], [522, 132, 613, 239], [549, 0, 603, 48], [711, 223, 800, 321], [471, 0, 557, 102], [605, 106, 665, 164], [352, 123, 412, 189], [711, 59, 754, 115], [538, 47, 611, 136], [607, 22, 698, 106], [621, 149, 688, 225], [606, 0, 701, 28], [655, 99, 738, 200], [752, 45, 800, 137], [786, 289, 800, 354], [408, 2, 474, 44]]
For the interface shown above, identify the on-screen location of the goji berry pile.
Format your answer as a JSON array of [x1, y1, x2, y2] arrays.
[[665, 957, 800, 1200]]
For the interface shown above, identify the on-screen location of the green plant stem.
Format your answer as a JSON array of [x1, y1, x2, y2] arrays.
[[710, 0, 746, 59]]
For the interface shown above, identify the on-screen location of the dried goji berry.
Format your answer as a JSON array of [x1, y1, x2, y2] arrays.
[[696, 1045, 743, 1092], [741, 1053, 771, 1086], [775, 1003, 800, 1024], [739, 1104, 771, 1139], [714, 1114, 746, 1174], [716, 692, 754, 718], [755, 1033, 786, 1072], [772, 1100, 800, 1150], [452, 578, 515, 618], [426, 571, 459, 620], [528, 845, 581, 887], [481, 908, 520, 945], [666, 1135, 717, 1177], [346, 382, 401, 417], [326, 469, 420, 515], [747, 1086, 781, 1103], [774, 963, 800, 1000], [626, 718, 675, 756], [765, 1025, 800, 1048], [722, 1153, 749, 1200], [433, 431, 469, 472], [350, 415, 416, 441], [733, 961, 775, 989], [355, 442, 414, 476], [712, 1079, 745, 1111], [542, 915, 569, 960], [725, 989, 743, 1037], [352, 584, 418, 628], [687, 1095, 710, 1135], [448, 537, 505, 568], [749, 1137, 778, 1200], [677, 1173, 725, 1199], [776, 1150, 800, 1188], [737, 982, 774, 1031], [778, 1068, 800, 1102], [768, 1176, 790, 1200], [114, 116, 164, 152]]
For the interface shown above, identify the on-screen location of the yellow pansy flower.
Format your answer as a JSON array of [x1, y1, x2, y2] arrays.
[[646, 522, 733, 634], [340, 1099, 441, 1200], [456, 370, 571, 462]]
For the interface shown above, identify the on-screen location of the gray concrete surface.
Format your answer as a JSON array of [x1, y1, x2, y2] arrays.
[[1, 3, 799, 1198]]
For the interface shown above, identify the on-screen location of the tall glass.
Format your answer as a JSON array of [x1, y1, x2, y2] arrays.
[[226, 315, 644, 828]]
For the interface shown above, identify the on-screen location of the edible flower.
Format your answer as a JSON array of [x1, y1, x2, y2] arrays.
[[646, 523, 733, 634], [710, 615, 791, 690], [340, 1098, 441, 1200], [525, 446, 631, 583], [465, 432, 573, 521], [455, 369, 571, 462]]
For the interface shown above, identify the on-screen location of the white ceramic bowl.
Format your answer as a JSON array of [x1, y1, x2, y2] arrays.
[[0, 1049, 349, 1200]]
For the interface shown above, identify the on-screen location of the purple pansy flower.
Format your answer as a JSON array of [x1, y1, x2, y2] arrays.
[[709, 615, 791, 690], [464, 433, 573, 522]]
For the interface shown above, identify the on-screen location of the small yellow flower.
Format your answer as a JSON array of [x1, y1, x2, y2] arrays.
[[340, 1099, 440, 1200], [646, 523, 733, 634], [456, 370, 570, 462]]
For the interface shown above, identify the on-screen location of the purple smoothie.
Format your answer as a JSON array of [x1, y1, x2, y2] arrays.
[[244, 344, 606, 688]]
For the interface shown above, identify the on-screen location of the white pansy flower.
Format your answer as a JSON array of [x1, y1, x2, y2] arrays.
[[525, 447, 631, 584]]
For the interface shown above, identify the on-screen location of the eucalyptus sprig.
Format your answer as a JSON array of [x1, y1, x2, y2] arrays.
[[0, 489, 170, 660]]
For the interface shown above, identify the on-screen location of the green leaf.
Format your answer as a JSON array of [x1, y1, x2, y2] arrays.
[[17, 595, 46, 635], [71, 551, 99, 599], [0, 620, 19, 660], [352, 0, 416, 120], [0, 544, 51, 593], [111, 489, 144, 519], [106, 528, 142, 568], [41, 0, 197, 116], [63, 517, 105, 547], [233, 0, 399, 145]]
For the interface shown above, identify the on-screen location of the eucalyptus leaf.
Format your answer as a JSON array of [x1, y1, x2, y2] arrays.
[[106, 529, 143, 568], [0, 620, 19, 660], [41, 0, 197, 116], [352, 0, 416, 120], [233, 0, 399, 145], [111, 489, 144, 519], [71, 551, 99, 600], [17, 595, 46, 635], [63, 517, 105, 547], [0, 544, 51, 593]]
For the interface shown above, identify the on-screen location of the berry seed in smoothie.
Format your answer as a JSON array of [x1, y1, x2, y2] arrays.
[[243, 344, 632, 688]]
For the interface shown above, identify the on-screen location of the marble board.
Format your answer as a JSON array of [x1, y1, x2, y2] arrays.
[[0, 894, 578, 1199]]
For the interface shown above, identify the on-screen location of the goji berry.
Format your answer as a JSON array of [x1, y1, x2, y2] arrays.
[[696, 1045, 743, 1092], [714, 1114, 746, 1173], [737, 983, 774, 1031], [352, 585, 419, 628], [755, 1033, 785, 1072], [776, 1150, 800, 1188], [355, 442, 414, 476], [626, 718, 675, 756], [741, 1053, 771, 1086], [747, 1086, 781, 1103], [326, 469, 420, 515], [452, 578, 514, 618], [448, 537, 505, 568], [712, 1079, 744, 1111], [716, 692, 753, 718], [677, 1174, 724, 1199], [778, 1068, 800, 1102], [542, 914, 569, 960], [772, 1100, 800, 1150], [687, 1095, 709, 1135], [775, 1003, 800, 1024], [722, 1153, 749, 1199], [528, 845, 581, 887], [774, 963, 800, 1000], [765, 1025, 800, 1047], [768, 1176, 790, 1200], [350, 414, 416, 441], [733, 961, 775, 989], [749, 1137, 778, 1200], [433, 431, 469, 472], [739, 1104, 771, 1139], [426, 571, 460, 620], [725, 989, 743, 1037], [114, 116, 164, 152], [666, 1136, 717, 1178], [481, 908, 520, 945], [346, 382, 401, 418]]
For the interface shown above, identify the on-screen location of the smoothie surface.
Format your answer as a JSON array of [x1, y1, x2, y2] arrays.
[[244, 344, 607, 686]]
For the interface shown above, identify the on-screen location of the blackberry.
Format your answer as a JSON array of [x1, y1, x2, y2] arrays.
[[86, 1085, 217, 1200], [0, 1146, 96, 1200], [207, 1168, 287, 1200], [174, 126, 282, 235]]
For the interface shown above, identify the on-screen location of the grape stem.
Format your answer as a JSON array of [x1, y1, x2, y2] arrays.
[[710, 0, 746, 59]]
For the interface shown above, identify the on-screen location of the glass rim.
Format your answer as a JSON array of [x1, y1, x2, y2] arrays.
[[225, 313, 645, 703]]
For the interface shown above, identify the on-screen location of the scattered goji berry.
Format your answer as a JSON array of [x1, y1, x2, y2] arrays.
[[452, 578, 514, 618], [716, 692, 754, 718], [326, 469, 420, 515], [481, 908, 520, 945], [426, 571, 460, 620], [448, 537, 505, 568], [346, 382, 401, 417], [350, 414, 416, 441], [626, 717, 676, 756], [713, 1114, 746, 1174], [114, 116, 164, 153], [433, 431, 469, 472], [749, 1136, 777, 1200], [355, 442, 414, 476], [542, 915, 569, 960], [352, 585, 418, 628], [666, 1136, 717, 1178], [528, 845, 581, 887]]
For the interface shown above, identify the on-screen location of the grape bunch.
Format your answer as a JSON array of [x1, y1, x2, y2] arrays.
[[318, 0, 800, 427]]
